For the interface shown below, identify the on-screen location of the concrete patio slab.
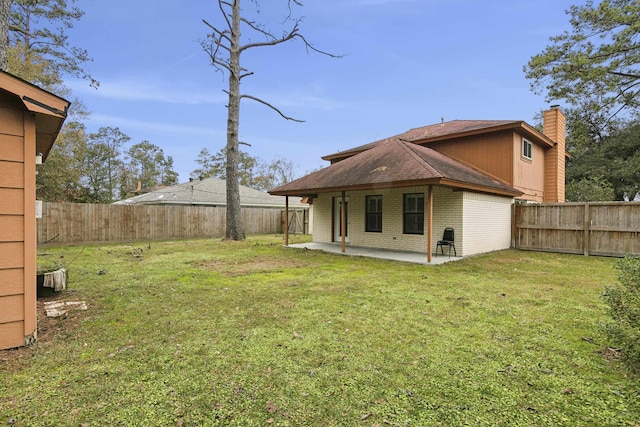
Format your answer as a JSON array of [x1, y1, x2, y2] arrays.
[[287, 242, 463, 265]]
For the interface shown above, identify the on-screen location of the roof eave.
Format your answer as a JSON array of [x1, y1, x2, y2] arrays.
[[270, 178, 521, 198], [322, 121, 556, 163], [410, 121, 555, 149], [438, 178, 523, 197]]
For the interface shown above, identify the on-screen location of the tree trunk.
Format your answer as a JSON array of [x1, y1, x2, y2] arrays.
[[0, 0, 9, 71], [225, 0, 245, 240]]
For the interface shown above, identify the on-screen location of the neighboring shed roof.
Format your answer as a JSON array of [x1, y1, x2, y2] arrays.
[[0, 70, 70, 160], [270, 139, 522, 198], [114, 177, 305, 208], [323, 119, 554, 162]]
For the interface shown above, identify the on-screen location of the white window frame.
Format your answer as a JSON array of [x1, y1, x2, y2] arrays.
[[522, 138, 532, 160]]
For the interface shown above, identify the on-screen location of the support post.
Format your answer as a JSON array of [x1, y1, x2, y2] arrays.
[[303, 207, 307, 235], [511, 202, 517, 249], [284, 196, 289, 246], [583, 202, 590, 256], [341, 191, 346, 253], [427, 185, 433, 263]]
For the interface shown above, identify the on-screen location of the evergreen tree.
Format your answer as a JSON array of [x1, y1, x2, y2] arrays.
[[525, 0, 640, 123]]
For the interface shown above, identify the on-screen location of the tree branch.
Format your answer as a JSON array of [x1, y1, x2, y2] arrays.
[[218, 0, 233, 32], [239, 22, 299, 52], [240, 93, 305, 122], [294, 33, 344, 58], [609, 70, 640, 80], [241, 17, 277, 41], [202, 19, 231, 45]]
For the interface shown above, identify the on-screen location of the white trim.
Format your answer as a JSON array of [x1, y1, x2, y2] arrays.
[[522, 137, 533, 160]]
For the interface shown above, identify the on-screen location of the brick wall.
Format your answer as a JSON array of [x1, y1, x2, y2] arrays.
[[313, 187, 465, 254], [461, 192, 512, 256]]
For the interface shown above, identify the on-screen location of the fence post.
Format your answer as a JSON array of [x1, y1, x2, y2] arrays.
[[583, 202, 590, 256], [511, 203, 517, 249]]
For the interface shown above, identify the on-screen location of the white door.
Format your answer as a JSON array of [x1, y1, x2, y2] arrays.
[[334, 197, 349, 242]]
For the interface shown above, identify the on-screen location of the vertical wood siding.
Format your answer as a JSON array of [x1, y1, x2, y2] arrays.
[[37, 202, 307, 244], [513, 202, 640, 257]]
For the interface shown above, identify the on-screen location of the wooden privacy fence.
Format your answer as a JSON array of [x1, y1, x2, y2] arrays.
[[513, 202, 640, 257], [38, 202, 308, 245]]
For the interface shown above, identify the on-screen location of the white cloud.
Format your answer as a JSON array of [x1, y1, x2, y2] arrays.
[[68, 78, 226, 105], [349, 0, 419, 5], [88, 114, 225, 138]]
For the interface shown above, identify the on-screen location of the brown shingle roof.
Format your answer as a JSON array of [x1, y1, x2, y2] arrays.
[[270, 139, 522, 197], [322, 119, 552, 162]]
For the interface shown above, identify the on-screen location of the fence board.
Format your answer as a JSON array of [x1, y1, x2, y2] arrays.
[[38, 202, 307, 245], [514, 202, 640, 257]]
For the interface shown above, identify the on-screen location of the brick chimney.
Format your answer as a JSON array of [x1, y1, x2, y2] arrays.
[[542, 105, 566, 203]]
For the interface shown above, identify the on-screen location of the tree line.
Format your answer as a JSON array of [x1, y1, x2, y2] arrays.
[[38, 130, 298, 204]]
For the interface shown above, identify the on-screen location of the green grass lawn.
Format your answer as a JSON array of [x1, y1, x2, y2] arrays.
[[1, 235, 638, 426]]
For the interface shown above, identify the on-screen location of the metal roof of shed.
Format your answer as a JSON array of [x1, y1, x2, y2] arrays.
[[115, 177, 306, 208]]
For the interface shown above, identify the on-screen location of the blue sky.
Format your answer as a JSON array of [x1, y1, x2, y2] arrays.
[[66, 0, 575, 183]]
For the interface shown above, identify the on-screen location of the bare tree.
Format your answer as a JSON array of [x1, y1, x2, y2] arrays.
[[202, 0, 339, 240]]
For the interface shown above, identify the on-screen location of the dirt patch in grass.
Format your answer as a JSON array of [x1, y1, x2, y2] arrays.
[[0, 293, 89, 369], [194, 256, 316, 277]]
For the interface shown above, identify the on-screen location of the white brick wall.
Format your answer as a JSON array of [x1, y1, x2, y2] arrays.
[[310, 187, 513, 257], [431, 187, 463, 255], [461, 192, 513, 256], [312, 194, 333, 243]]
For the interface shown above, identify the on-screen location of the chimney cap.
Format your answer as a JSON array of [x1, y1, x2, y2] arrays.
[[550, 104, 560, 109]]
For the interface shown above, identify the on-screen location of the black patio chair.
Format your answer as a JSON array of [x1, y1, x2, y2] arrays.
[[436, 227, 456, 257]]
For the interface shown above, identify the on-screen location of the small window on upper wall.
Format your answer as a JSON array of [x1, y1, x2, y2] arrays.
[[522, 138, 532, 160]]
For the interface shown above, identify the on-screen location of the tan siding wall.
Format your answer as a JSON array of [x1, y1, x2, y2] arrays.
[[0, 160, 24, 188], [0, 322, 24, 350], [0, 93, 31, 350], [0, 269, 24, 297], [513, 133, 546, 202], [22, 107, 37, 342], [462, 193, 513, 256], [0, 188, 25, 214], [0, 294, 24, 324], [0, 216, 24, 241], [0, 103, 24, 136], [428, 131, 514, 184], [0, 134, 24, 160]]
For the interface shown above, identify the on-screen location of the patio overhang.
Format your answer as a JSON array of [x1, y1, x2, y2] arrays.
[[270, 179, 522, 199]]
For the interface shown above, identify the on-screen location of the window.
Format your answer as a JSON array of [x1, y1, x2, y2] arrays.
[[403, 193, 424, 235], [365, 195, 382, 232], [522, 138, 532, 160]]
